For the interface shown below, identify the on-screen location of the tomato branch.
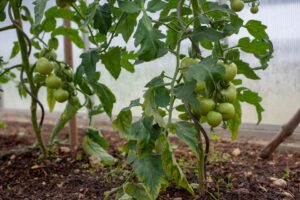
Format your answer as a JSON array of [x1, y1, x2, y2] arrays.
[[0, 24, 15, 32]]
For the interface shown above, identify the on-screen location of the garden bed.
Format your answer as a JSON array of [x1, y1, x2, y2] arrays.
[[0, 121, 299, 199]]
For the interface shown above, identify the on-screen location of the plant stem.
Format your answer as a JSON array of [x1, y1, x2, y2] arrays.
[[191, 0, 207, 194], [10, 1, 47, 157], [0, 24, 15, 32], [167, 33, 182, 126]]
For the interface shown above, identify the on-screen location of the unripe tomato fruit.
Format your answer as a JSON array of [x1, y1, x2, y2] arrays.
[[69, 96, 80, 105], [195, 81, 206, 94], [180, 57, 200, 72], [198, 97, 216, 115], [217, 103, 235, 120], [35, 57, 53, 75], [64, 68, 73, 82], [230, 0, 244, 12], [220, 84, 237, 103], [250, 6, 259, 14], [207, 111, 222, 127], [46, 74, 62, 89], [224, 63, 237, 82], [54, 88, 69, 103]]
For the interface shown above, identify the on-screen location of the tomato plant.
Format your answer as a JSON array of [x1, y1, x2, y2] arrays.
[[0, 0, 136, 159], [1, 0, 273, 198], [112, 0, 272, 198]]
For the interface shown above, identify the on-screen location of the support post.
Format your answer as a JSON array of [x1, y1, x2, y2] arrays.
[[260, 108, 300, 159], [63, 19, 78, 151]]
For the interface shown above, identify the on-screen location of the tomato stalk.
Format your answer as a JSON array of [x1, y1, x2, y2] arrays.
[[191, 0, 207, 194], [10, 0, 47, 157]]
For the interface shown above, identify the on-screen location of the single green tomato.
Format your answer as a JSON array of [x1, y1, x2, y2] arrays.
[[250, 6, 259, 14], [35, 57, 53, 75], [217, 103, 235, 120], [198, 97, 216, 115], [230, 0, 244, 12], [180, 57, 200, 72], [54, 88, 69, 103], [46, 74, 62, 89], [207, 111, 222, 127], [220, 84, 237, 103], [194, 81, 206, 94], [224, 63, 237, 82]]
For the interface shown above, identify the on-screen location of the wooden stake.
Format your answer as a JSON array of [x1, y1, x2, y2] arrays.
[[260, 108, 300, 159], [63, 19, 78, 151]]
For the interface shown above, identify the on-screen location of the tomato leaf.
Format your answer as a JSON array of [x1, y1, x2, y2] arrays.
[[10, 41, 20, 59], [123, 182, 152, 200], [100, 47, 121, 79], [143, 88, 166, 127], [192, 26, 224, 42], [133, 154, 164, 199], [118, 1, 142, 13], [51, 27, 84, 48], [82, 134, 116, 165], [93, 4, 112, 35], [0, 0, 8, 21], [85, 127, 109, 149], [92, 82, 116, 117], [238, 87, 264, 124], [235, 60, 260, 80], [175, 121, 199, 155], [117, 13, 138, 42], [80, 48, 100, 82], [134, 15, 167, 61], [158, 134, 195, 196], [245, 20, 268, 40], [32, 0, 48, 29], [112, 109, 132, 138], [147, 0, 167, 12]]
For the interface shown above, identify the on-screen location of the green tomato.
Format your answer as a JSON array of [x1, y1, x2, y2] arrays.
[[198, 97, 216, 115], [220, 84, 237, 103], [207, 111, 222, 127], [69, 96, 80, 105], [217, 103, 235, 120], [230, 0, 244, 12], [35, 57, 53, 75], [250, 6, 259, 14], [194, 81, 206, 94], [46, 74, 62, 89], [54, 88, 69, 103], [224, 63, 237, 82], [180, 57, 200, 72], [64, 68, 73, 82]]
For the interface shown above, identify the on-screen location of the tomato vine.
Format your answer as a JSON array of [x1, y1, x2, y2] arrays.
[[1, 0, 273, 198]]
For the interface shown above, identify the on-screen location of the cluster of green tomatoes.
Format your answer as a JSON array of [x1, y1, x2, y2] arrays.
[[230, 0, 259, 14], [179, 58, 238, 128], [34, 49, 76, 103]]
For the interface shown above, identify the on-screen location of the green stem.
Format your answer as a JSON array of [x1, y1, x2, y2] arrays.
[[196, 126, 206, 194], [167, 33, 182, 126], [10, 0, 47, 157], [0, 24, 15, 31], [191, 0, 206, 195]]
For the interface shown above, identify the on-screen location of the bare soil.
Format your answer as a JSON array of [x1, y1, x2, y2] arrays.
[[0, 121, 299, 200]]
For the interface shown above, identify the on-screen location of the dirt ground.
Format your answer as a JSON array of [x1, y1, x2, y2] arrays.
[[0, 121, 299, 200]]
